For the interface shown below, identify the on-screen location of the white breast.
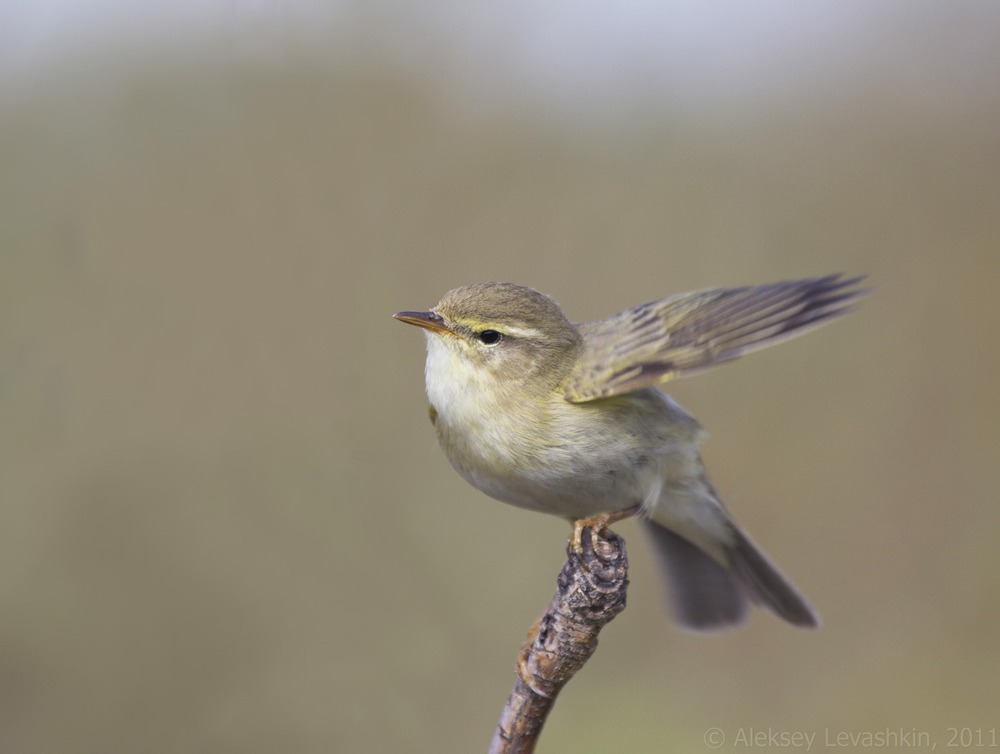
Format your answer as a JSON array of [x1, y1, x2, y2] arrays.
[[423, 334, 494, 431]]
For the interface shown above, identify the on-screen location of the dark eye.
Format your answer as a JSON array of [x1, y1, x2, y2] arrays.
[[478, 329, 502, 345]]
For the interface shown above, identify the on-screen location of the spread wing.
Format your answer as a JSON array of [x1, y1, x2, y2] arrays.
[[562, 274, 867, 403]]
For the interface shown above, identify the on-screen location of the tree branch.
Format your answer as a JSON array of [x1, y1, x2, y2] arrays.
[[489, 525, 630, 754]]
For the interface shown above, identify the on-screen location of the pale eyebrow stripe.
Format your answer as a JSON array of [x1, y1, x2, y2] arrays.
[[501, 325, 544, 338]]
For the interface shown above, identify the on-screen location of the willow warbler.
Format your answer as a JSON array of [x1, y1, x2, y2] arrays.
[[395, 275, 865, 630]]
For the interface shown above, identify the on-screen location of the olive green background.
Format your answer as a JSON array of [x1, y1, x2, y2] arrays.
[[3, 9, 999, 753]]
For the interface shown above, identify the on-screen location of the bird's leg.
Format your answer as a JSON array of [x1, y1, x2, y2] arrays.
[[570, 504, 642, 554]]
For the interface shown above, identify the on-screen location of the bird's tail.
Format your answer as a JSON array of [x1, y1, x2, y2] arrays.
[[641, 518, 819, 630]]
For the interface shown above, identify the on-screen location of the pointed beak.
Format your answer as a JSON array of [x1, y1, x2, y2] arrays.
[[393, 310, 453, 335]]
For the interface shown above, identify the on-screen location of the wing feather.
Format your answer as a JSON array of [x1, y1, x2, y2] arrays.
[[562, 274, 868, 402]]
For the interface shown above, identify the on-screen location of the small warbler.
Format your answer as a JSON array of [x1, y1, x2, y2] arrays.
[[395, 275, 865, 630]]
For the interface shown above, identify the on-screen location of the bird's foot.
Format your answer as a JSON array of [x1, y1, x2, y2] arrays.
[[569, 504, 642, 555]]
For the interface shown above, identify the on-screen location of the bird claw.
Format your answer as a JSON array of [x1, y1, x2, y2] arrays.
[[569, 504, 642, 554]]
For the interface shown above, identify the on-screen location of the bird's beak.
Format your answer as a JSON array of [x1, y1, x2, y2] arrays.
[[393, 310, 453, 335]]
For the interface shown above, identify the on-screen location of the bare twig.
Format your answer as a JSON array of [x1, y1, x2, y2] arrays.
[[489, 525, 630, 754]]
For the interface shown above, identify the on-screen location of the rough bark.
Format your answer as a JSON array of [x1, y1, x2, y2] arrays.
[[488, 525, 629, 754]]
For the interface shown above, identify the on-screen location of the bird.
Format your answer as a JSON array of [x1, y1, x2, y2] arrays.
[[395, 274, 866, 630]]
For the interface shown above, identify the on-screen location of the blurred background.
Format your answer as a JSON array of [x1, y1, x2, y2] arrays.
[[3, 1, 999, 752]]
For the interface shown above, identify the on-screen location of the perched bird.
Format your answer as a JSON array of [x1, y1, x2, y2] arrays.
[[395, 275, 866, 630]]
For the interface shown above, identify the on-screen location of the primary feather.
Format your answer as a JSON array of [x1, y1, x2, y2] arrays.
[[563, 274, 867, 402]]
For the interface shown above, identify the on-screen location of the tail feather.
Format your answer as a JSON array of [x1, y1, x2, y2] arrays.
[[642, 520, 747, 629], [642, 519, 819, 630], [729, 527, 819, 628]]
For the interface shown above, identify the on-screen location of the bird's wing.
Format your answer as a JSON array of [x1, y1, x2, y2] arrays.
[[562, 274, 868, 403]]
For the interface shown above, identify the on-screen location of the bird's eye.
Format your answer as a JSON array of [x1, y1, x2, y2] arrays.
[[478, 329, 502, 345]]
